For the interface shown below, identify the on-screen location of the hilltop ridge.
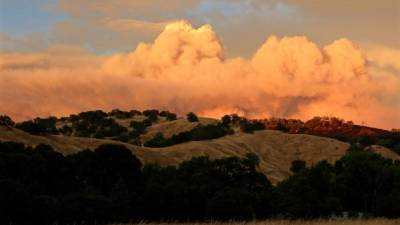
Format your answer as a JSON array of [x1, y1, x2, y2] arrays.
[[1, 109, 399, 183]]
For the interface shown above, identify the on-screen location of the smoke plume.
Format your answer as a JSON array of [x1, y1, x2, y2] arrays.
[[0, 21, 399, 129]]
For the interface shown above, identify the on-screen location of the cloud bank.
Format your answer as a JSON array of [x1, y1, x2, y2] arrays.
[[1, 21, 399, 129]]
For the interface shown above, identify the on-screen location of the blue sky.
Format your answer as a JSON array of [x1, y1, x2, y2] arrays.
[[0, 0, 63, 36], [0, 0, 398, 55]]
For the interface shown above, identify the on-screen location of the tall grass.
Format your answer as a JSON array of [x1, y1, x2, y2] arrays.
[[112, 219, 400, 225]]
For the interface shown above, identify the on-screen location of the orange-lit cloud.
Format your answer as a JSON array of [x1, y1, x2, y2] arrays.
[[1, 21, 399, 129]]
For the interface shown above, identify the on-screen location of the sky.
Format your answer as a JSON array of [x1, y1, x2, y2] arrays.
[[0, 0, 399, 129]]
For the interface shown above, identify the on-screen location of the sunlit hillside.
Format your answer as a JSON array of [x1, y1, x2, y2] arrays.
[[1, 111, 398, 184]]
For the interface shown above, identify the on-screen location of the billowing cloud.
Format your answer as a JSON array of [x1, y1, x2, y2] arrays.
[[1, 21, 399, 129], [49, 0, 202, 52]]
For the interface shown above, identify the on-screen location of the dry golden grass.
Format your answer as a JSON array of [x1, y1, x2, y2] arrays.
[[110, 219, 400, 225], [0, 125, 348, 183], [146, 129, 350, 184], [141, 118, 218, 142]]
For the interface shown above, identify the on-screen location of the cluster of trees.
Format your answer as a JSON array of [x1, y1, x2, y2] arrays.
[[16, 117, 59, 135], [335, 133, 400, 155], [2, 109, 179, 146], [143, 109, 177, 122], [68, 110, 128, 139], [108, 109, 142, 119], [278, 153, 400, 218], [221, 114, 266, 133], [373, 133, 400, 154], [3, 111, 400, 154], [1, 141, 399, 225], [144, 123, 234, 147], [160, 110, 178, 121], [0, 115, 15, 126], [107, 109, 177, 122]]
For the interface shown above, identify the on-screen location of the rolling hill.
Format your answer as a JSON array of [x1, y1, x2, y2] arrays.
[[1, 114, 399, 184]]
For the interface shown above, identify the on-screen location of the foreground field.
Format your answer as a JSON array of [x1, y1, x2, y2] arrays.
[[112, 220, 400, 225]]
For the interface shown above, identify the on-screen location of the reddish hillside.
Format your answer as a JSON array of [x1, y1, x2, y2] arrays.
[[261, 116, 390, 138]]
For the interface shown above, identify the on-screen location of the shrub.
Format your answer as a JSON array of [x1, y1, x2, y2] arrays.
[[221, 115, 231, 127], [142, 119, 153, 127], [129, 110, 142, 116], [16, 120, 41, 135], [240, 119, 266, 133], [276, 122, 289, 132], [144, 133, 171, 147], [16, 117, 58, 135], [190, 124, 232, 140], [159, 111, 178, 121], [144, 123, 234, 147], [143, 110, 159, 122], [69, 112, 129, 139], [78, 110, 108, 124], [59, 125, 73, 136], [187, 112, 199, 122], [230, 114, 242, 124], [108, 109, 134, 119], [129, 121, 147, 134], [167, 113, 177, 121], [159, 111, 170, 117], [0, 115, 14, 126], [290, 160, 306, 173]]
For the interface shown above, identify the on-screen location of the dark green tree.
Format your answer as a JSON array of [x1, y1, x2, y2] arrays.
[[0, 115, 15, 126], [291, 160, 306, 173], [187, 112, 199, 122]]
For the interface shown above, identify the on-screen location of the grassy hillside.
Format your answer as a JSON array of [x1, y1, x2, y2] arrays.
[[1, 109, 399, 183], [139, 117, 218, 142], [2, 121, 398, 184]]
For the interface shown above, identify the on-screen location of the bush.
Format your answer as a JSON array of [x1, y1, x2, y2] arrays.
[[69, 112, 129, 139], [144, 133, 171, 147], [142, 119, 153, 127], [159, 111, 169, 117], [221, 115, 231, 127], [190, 124, 233, 141], [16, 117, 58, 135], [130, 121, 147, 134], [108, 109, 134, 119], [59, 125, 72, 136], [290, 160, 306, 173], [160, 111, 178, 121], [0, 115, 14, 126], [143, 110, 159, 122], [102, 123, 128, 137], [129, 110, 142, 116], [230, 114, 242, 124], [240, 119, 266, 133], [78, 110, 108, 124], [276, 122, 289, 132], [144, 123, 234, 147], [187, 112, 199, 122]]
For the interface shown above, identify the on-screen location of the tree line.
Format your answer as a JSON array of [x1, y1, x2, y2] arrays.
[[0, 141, 399, 225], [1, 111, 270, 148]]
